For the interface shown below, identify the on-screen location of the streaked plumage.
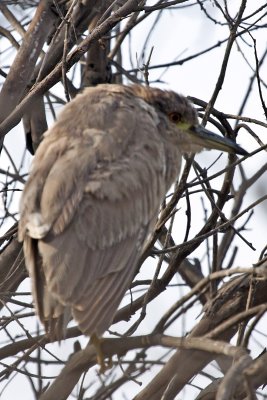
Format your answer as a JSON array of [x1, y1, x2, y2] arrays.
[[18, 84, 246, 338]]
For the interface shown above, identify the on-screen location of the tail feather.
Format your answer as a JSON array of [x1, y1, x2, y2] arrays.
[[23, 236, 70, 340]]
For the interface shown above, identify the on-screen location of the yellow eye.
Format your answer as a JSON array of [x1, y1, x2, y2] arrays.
[[169, 112, 182, 123]]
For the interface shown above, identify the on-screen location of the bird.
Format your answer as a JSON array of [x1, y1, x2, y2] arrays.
[[18, 84, 247, 341]]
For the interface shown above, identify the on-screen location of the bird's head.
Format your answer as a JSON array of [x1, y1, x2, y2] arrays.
[[132, 85, 247, 156]]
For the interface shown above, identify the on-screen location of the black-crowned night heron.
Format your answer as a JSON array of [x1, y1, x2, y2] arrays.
[[18, 84, 246, 340]]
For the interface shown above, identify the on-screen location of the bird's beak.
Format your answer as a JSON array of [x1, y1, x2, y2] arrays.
[[189, 126, 248, 156]]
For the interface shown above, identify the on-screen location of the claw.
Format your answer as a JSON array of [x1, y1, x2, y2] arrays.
[[90, 334, 112, 373]]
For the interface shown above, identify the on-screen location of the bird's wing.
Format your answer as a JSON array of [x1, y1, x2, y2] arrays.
[[19, 86, 168, 336]]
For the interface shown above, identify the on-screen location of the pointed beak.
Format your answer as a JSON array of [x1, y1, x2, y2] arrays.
[[189, 126, 248, 156]]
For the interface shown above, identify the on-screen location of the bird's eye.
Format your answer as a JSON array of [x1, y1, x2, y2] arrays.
[[169, 112, 182, 123]]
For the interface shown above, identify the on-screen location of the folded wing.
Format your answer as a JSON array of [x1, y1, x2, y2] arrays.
[[19, 85, 168, 337]]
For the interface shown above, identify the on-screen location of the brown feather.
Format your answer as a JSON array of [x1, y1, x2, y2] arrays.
[[18, 84, 203, 338]]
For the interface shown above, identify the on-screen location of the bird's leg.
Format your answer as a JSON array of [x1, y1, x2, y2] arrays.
[[90, 334, 112, 373]]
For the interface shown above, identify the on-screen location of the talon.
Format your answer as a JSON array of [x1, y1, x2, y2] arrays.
[[90, 334, 112, 373]]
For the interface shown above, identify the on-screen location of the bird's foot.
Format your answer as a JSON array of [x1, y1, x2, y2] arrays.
[[98, 356, 113, 374], [90, 334, 112, 374]]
